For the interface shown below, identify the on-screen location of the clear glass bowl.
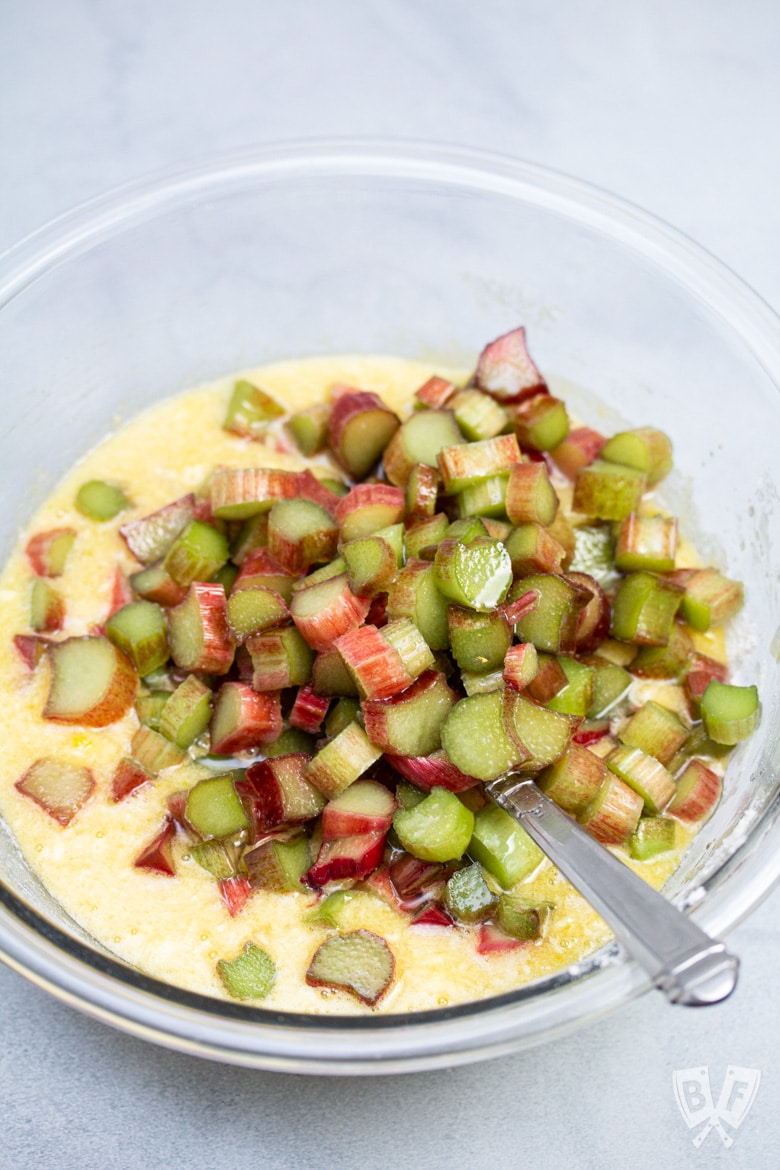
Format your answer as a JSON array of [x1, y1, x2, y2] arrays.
[[1, 141, 779, 1074]]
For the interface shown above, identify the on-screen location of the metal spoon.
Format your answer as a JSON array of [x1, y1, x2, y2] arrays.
[[485, 775, 739, 1006]]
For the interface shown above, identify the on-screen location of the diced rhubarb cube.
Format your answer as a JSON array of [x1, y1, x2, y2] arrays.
[[25, 527, 77, 577], [168, 582, 235, 674], [110, 757, 154, 802], [327, 390, 401, 480], [210, 681, 282, 754], [16, 757, 95, 825], [119, 495, 196, 564], [475, 326, 548, 403], [44, 636, 138, 727], [134, 817, 176, 876]]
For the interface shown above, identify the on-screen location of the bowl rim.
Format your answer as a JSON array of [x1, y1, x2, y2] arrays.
[[1, 138, 780, 1073]]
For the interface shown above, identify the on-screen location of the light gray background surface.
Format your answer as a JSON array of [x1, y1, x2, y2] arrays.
[[1, 2, 779, 1167]]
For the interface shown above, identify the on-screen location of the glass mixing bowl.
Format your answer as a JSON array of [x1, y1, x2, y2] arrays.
[[1, 141, 779, 1073]]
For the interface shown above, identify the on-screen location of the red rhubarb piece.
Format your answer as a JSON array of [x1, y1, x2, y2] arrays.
[[475, 326, 548, 403], [134, 817, 176, 876]]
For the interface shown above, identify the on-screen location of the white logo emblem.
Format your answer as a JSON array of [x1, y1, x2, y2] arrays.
[[673, 1065, 761, 1147]]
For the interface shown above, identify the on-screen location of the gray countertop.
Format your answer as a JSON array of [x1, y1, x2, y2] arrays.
[[2, 3, 779, 1167]]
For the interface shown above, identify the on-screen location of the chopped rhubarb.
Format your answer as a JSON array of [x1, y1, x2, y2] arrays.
[[134, 817, 176, 876], [289, 572, 371, 652], [26, 527, 76, 577], [383, 408, 462, 487], [119, 494, 196, 564], [668, 758, 722, 822], [75, 480, 129, 522], [475, 325, 548, 402], [334, 483, 405, 543], [210, 682, 282, 755], [168, 582, 235, 674], [209, 467, 299, 520], [305, 930, 394, 1005], [362, 669, 457, 758], [44, 636, 137, 727], [217, 941, 276, 999], [16, 757, 95, 825], [327, 390, 400, 480], [111, 757, 154, 802], [223, 379, 284, 439], [240, 755, 324, 831], [393, 787, 474, 863]]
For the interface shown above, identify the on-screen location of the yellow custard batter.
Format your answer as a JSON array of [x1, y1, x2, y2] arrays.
[[0, 355, 698, 1014]]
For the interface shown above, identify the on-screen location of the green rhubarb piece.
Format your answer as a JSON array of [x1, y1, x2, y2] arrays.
[[383, 408, 463, 485], [394, 780, 426, 810], [546, 656, 594, 716], [340, 536, 398, 597], [512, 395, 569, 452], [510, 573, 587, 654], [159, 673, 213, 749], [288, 401, 331, 455], [217, 941, 276, 1000], [461, 667, 504, 695], [248, 625, 314, 690], [610, 572, 682, 645], [386, 559, 450, 651], [505, 462, 559, 527], [700, 680, 760, 745], [212, 562, 239, 593], [223, 379, 285, 439], [437, 434, 522, 493], [227, 584, 289, 641], [451, 388, 509, 441], [678, 568, 744, 632], [537, 743, 607, 814], [185, 774, 250, 838], [402, 514, 450, 559], [444, 863, 498, 924], [587, 658, 632, 718], [245, 834, 312, 891], [572, 459, 646, 521], [627, 816, 678, 861], [230, 514, 269, 563], [456, 474, 510, 519], [268, 499, 339, 574], [504, 523, 566, 577], [131, 725, 187, 771], [105, 600, 169, 677], [75, 480, 129, 521], [29, 577, 63, 631], [446, 516, 490, 544], [305, 930, 394, 1006], [311, 648, 359, 697], [606, 744, 675, 814], [163, 520, 229, 588], [190, 837, 241, 880], [262, 726, 317, 758], [433, 537, 512, 611], [305, 721, 383, 799], [619, 700, 688, 766], [447, 605, 511, 674], [614, 514, 677, 573], [134, 690, 170, 731], [306, 889, 359, 927], [569, 525, 616, 584], [599, 426, 672, 485], [324, 695, 361, 739], [468, 803, 544, 888], [392, 787, 475, 863], [440, 691, 522, 782], [631, 622, 694, 679], [372, 523, 404, 566], [503, 691, 575, 771], [495, 895, 552, 940]]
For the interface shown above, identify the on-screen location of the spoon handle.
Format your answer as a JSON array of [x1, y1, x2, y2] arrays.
[[485, 776, 738, 1006]]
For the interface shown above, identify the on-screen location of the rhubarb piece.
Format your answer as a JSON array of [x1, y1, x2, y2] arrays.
[[25, 527, 76, 577], [240, 755, 324, 830], [321, 780, 397, 839], [503, 642, 539, 691], [305, 930, 394, 1006], [128, 561, 187, 607], [15, 757, 95, 825], [454, 473, 508, 519], [324, 695, 360, 739], [668, 759, 722, 822], [387, 749, 480, 794], [210, 467, 299, 520], [305, 721, 383, 799], [468, 803, 544, 888], [475, 326, 548, 402], [614, 514, 678, 574], [610, 572, 683, 646], [104, 600, 169, 677], [219, 875, 253, 916], [362, 669, 457, 758], [311, 647, 359, 697], [44, 636, 137, 727], [504, 461, 558, 526], [111, 756, 154, 802], [444, 863, 498, 924], [185, 774, 251, 838], [627, 816, 678, 861], [327, 390, 400, 480], [437, 434, 522, 493], [511, 393, 569, 452], [340, 535, 398, 598], [13, 633, 53, 670], [382, 409, 462, 487], [75, 479, 128, 521], [210, 682, 282, 755], [168, 582, 235, 674], [230, 513, 270, 564], [232, 548, 296, 601], [290, 572, 371, 652], [247, 625, 314, 690], [414, 375, 458, 409], [678, 568, 744, 632], [510, 573, 592, 654], [433, 537, 512, 612], [335, 483, 405, 543], [569, 524, 616, 584], [700, 680, 760, 745], [495, 896, 552, 941], [30, 578, 64, 632], [476, 924, 524, 954], [158, 673, 212, 749], [244, 833, 312, 891], [606, 744, 676, 814], [450, 388, 509, 441], [505, 523, 566, 576], [586, 658, 632, 719], [262, 727, 316, 758], [502, 690, 576, 771], [341, 617, 434, 699], [386, 558, 450, 651], [288, 400, 331, 455], [440, 691, 524, 782], [305, 889, 359, 926], [632, 622, 694, 680], [550, 426, 606, 480], [684, 653, 729, 714], [619, 700, 688, 766], [567, 571, 610, 653], [162, 519, 229, 587], [134, 818, 176, 875], [223, 379, 284, 438], [393, 787, 474, 863], [387, 852, 454, 911], [572, 459, 646, 521], [226, 583, 289, 642], [538, 743, 607, 815], [405, 462, 440, 519], [600, 426, 673, 486], [268, 498, 339, 575], [131, 725, 187, 771], [545, 656, 594, 717], [305, 831, 387, 887], [579, 773, 643, 845], [525, 652, 568, 704], [447, 605, 511, 674], [119, 494, 196, 565], [217, 941, 276, 1000], [288, 682, 330, 734]]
